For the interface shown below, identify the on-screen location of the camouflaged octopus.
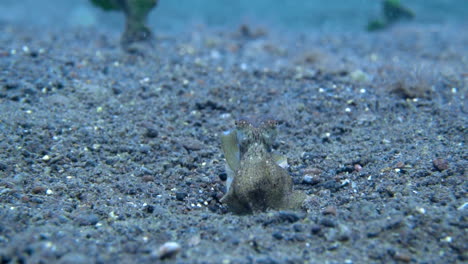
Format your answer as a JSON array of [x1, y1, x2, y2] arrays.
[[220, 117, 306, 214]]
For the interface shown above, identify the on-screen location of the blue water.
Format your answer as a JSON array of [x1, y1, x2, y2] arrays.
[[1, 0, 467, 32]]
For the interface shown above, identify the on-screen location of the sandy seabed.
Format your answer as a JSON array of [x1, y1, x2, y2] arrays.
[[0, 20, 467, 263]]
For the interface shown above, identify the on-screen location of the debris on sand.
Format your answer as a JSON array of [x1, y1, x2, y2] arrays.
[[155, 241, 181, 260]]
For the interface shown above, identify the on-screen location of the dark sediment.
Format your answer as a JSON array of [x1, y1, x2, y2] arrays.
[[0, 20, 467, 263]]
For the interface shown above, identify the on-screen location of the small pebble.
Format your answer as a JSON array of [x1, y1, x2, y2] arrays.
[[303, 167, 322, 175], [143, 204, 155, 214], [272, 232, 283, 240], [337, 224, 351, 241], [354, 164, 362, 172], [139, 145, 151, 153], [201, 176, 211, 184], [350, 69, 369, 82], [145, 127, 159, 138], [292, 223, 304, 232], [218, 172, 227, 181], [188, 234, 201, 247], [395, 161, 405, 168], [74, 213, 99, 226], [366, 226, 381, 238], [277, 211, 302, 223], [310, 224, 322, 235], [457, 202, 468, 211], [319, 218, 336, 228], [327, 242, 340, 251], [289, 234, 306, 242], [322, 206, 337, 216], [175, 192, 187, 201], [141, 175, 154, 182], [262, 211, 303, 226], [156, 242, 181, 259], [392, 252, 411, 262], [31, 186, 47, 194], [433, 158, 449, 171], [0, 162, 7, 171], [29, 196, 44, 204], [302, 175, 320, 185], [182, 138, 204, 151]]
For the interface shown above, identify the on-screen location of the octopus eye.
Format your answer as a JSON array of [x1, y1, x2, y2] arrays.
[[235, 119, 250, 128], [262, 119, 278, 128]]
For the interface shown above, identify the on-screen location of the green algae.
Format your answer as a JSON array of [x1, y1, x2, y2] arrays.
[[368, 0, 414, 31], [90, 0, 158, 50]]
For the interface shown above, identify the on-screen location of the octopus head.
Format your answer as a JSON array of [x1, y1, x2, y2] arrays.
[[235, 117, 278, 154]]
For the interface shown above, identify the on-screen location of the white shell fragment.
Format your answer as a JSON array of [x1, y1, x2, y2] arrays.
[[157, 241, 181, 259]]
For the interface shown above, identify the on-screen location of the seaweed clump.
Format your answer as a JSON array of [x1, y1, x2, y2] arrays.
[[90, 0, 158, 51], [379, 63, 437, 99], [220, 117, 306, 215], [367, 0, 414, 31]]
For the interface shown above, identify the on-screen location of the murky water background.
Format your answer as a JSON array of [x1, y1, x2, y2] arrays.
[[1, 0, 467, 32]]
